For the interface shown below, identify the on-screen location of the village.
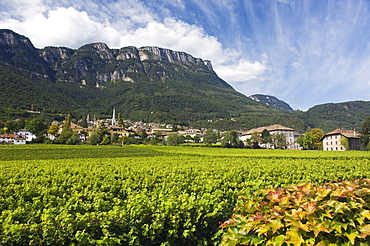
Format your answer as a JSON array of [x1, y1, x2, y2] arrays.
[[0, 108, 362, 151]]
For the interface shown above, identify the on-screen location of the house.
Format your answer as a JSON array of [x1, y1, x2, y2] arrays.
[[322, 129, 360, 151], [178, 129, 203, 137], [177, 129, 204, 142], [108, 126, 130, 137], [150, 127, 172, 135], [0, 134, 26, 144], [240, 124, 299, 149], [16, 129, 36, 142]]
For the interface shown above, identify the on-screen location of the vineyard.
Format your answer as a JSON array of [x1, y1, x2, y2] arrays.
[[1, 145, 369, 245]]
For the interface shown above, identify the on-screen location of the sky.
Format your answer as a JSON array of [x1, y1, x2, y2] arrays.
[[1, 0, 370, 110]]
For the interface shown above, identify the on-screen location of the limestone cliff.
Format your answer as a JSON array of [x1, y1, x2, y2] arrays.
[[249, 94, 293, 111]]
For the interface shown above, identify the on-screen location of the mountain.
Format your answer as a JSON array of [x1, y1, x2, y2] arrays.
[[1, 29, 301, 128], [298, 101, 370, 132], [1, 29, 368, 133], [249, 94, 293, 111]]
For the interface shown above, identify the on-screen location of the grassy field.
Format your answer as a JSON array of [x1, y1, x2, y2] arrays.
[[1, 145, 369, 245]]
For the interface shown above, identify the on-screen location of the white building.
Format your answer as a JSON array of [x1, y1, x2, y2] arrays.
[[240, 124, 300, 149], [16, 129, 36, 142], [322, 129, 360, 151], [0, 134, 26, 144]]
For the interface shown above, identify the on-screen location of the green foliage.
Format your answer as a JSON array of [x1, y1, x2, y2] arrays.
[[58, 128, 73, 144], [360, 116, 370, 150], [101, 135, 111, 145], [88, 131, 101, 145], [311, 128, 324, 150], [111, 133, 119, 144], [203, 129, 218, 145], [1, 145, 370, 244], [47, 124, 58, 135], [88, 123, 109, 145], [341, 137, 350, 150], [250, 132, 262, 147], [271, 133, 287, 149], [25, 118, 46, 136], [221, 130, 242, 148], [299, 132, 315, 150], [66, 132, 80, 145], [2, 30, 370, 132], [166, 133, 185, 146], [0, 31, 310, 129], [221, 179, 370, 246], [261, 129, 272, 145], [298, 128, 324, 150], [298, 101, 370, 132]]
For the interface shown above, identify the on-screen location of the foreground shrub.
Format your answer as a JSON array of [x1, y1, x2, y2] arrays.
[[220, 179, 370, 245]]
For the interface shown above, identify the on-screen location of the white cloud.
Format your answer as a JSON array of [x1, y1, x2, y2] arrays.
[[214, 59, 268, 83], [0, 4, 122, 48], [120, 18, 235, 63]]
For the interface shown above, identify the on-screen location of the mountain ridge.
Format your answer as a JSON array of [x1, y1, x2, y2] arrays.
[[249, 94, 293, 111], [1, 29, 286, 127], [1, 29, 369, 133]]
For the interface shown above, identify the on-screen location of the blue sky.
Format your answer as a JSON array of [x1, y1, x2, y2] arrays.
[[1, 0, 370, 110]]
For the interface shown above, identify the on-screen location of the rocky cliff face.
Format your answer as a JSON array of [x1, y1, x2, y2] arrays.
[[39, 46, 75, 64], [0, 29, 214, 86], [43, 43, 214, 85], [0, 29, 52, 79], [249, 94, 293, 111]]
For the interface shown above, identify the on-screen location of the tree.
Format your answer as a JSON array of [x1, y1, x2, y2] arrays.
[[4, 120, 17, 133], [66, 132, 80, 145], [152, 130, 162, 138], [172, 124, 179, 132], [203, 129, 218, 145], [88, 122, 108, 145], [111, 133, 119, 144], [184, 135, 193, 142], [221, 130, 240, 148], [80, 115, 88, 128], [117, 113, 124, 127], [261, 129, 272, 146], [58, 115, 73, 144], [297, 135, 304, 148], [26, 118, 46, 136], [311, 128, 324, 150], [101, 135, 111, 145], [271, 133, 287, 149], [140, 129, 148, 142], [193, 135, 201, 143], [360, 117, 370, 150], [250, 132, 262, 147], [64, 114, 72, 129], [88, 131, 101, 145], [58, 127, 73, 144], [340, 137, 349, 150], [305, 132, 314, 150], [166, 133, 184, 146], [47, 124, 59, 135]]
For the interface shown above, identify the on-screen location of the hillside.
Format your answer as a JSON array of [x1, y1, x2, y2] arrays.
[[298, 101, 370, 132], [0, 29, 302, 126], [249, 94, 293, 111], [0, 29, 368, 132]]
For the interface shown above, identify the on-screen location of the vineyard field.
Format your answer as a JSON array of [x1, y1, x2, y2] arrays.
[[1, 145, 369, 245]]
